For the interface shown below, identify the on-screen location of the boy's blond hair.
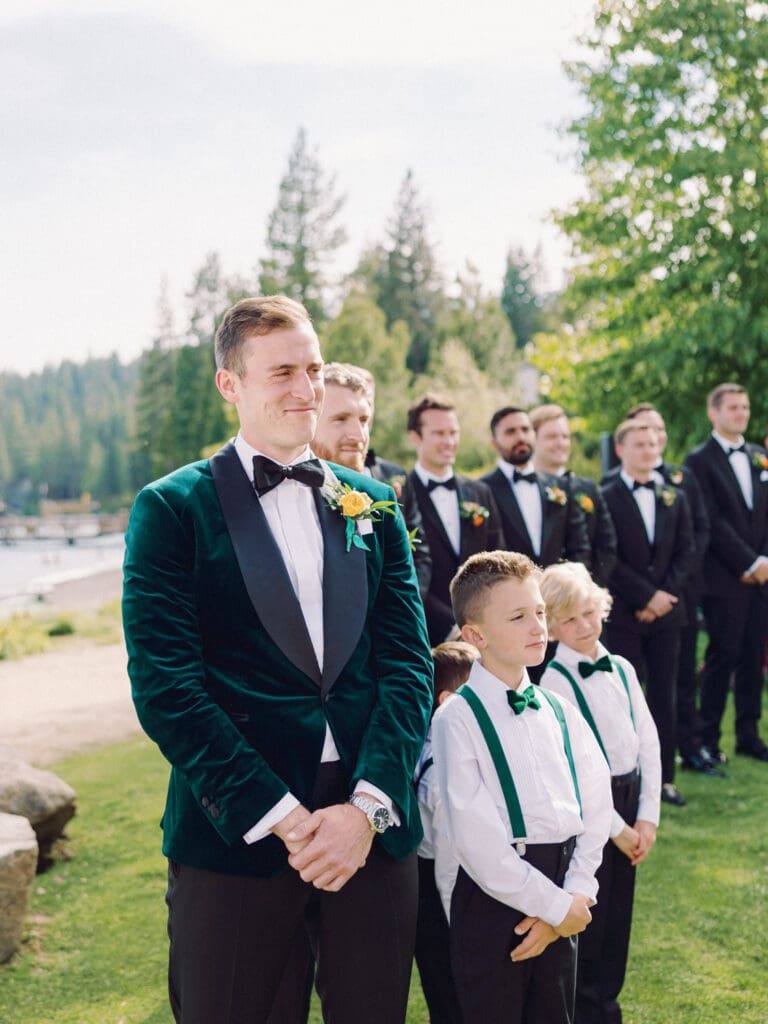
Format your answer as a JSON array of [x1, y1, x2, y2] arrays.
[[539, 561, 613, 630], [450, 550, 541, 628]]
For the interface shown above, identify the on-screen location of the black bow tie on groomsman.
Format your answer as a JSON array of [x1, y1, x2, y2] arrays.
[[426, 476, 457, 492], [578, 655, 613, 678], [252, 455, 326, 497], [513, 470, 537, 484], [632, 479, 655, 491], [728, 444, 746, 456]]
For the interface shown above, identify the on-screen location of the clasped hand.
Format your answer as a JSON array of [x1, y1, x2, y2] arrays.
[[273, 803, 374, 893]]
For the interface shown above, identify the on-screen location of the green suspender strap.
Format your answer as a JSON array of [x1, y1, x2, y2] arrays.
[[538, 689, 583, 818], [547, 661, 610, 767], [457, 685, 528, 854], [611, 659, 636, 730]]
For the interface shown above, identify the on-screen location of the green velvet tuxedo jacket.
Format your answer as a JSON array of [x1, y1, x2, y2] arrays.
[[122, 441, 433, 877]]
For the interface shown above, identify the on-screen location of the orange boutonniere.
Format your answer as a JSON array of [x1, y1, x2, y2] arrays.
[[388, 474, 406, 500], [658, 487, 676, 507], [460, 501, 490, 527], [752, 451, 768, 471], [323, 481, 397, 551], [668, 468, 684, 486], [545, 485, 568, 507], [575, 492, 594, 515]]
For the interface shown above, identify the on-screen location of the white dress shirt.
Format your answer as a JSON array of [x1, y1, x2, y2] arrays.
[[431, 660, 611, 926], [621, 469, 656, 544], [541, 642, 661, 838], [414, 462, 461, 554], [497, 459, 542, 557], [232, 434, 395, 842]]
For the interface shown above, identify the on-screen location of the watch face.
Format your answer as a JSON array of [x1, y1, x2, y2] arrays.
[[371, 806, 390, 832]]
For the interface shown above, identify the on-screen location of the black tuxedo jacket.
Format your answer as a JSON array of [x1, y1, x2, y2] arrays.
[[604, 460, 709, 595], [367, 454, 432, 598], [408, 472, 505, 644], [562, 472, 617, 586], [601, 476, 695, 633], [685, 437, 768, 599], [480, 467, 591, 569]]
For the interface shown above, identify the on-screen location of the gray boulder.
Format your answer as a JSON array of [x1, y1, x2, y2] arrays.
[[0, 747, 76, 864], [0, 812, 38, 962]]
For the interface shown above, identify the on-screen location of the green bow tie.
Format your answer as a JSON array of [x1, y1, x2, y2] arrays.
[[578, 655, 613, 679], [507, 685, 541, 715]]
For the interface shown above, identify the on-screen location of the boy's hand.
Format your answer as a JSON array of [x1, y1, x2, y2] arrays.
[[510, 917, 558, 961], [554, 893, 592, 937], [611, 823, 640, 861], [630, 820, 657, 865]]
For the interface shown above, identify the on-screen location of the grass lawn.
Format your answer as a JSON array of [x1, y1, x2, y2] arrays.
[[1, 700, 767, 1024]]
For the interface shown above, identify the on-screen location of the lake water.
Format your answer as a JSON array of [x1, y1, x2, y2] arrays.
[[0, 534, 125, 602]]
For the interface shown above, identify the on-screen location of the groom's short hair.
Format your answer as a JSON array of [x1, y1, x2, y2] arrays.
[[407, 394, 456, 435], [215, 295, 312, 375]]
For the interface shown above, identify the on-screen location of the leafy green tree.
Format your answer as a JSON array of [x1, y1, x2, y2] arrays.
[[368, 169, 446, 374], [259, 127, 347, 324], [320, 290, 412, 464], [545, 0, 768, 451], [500, 245, 546, 350], [440, 262, 519, 381]]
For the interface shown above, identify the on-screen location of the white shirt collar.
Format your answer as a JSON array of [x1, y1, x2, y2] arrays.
[[468, 657, 532, 700], [620, 469, 653, 491], [414, 460, 455, 485], [553, 640, 609, 670], [711, 430, 745, 454]]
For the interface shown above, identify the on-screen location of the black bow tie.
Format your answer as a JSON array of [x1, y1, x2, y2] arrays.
[[578, 655, 613, 678], [632, 479, 655, 491], [252, 455, 325, 497], [426, 476, 457, 492], [728, 444, 746, 456], [513, 470, 537, 484]]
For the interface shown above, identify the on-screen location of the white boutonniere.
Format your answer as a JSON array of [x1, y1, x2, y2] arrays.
[[545, 485, 568, 507], [760, 470, 768, 483], [322, 475, 397, 552]]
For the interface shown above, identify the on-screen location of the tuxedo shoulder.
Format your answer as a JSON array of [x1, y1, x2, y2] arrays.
[[140, 458, 212, 499], [569, 474, 598, 495], [373, 456, 407, 478], [685, 440, 713, 461], [478, 467, 503, 485]]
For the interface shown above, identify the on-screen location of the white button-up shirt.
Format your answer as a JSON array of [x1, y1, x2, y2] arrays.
[[497, 459, 542, 556], [541, 641, 661, 838], [414, 461, 461, 554], [431, 659, 611, 926]]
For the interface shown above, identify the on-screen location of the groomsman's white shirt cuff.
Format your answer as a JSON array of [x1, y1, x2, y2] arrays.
[[243, 780, 399, 844]]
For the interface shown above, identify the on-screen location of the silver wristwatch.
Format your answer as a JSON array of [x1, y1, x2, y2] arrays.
[[348, 795, 392, 834]]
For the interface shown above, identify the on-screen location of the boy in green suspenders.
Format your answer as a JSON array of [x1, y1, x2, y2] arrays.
[[432, 551, 612, 1024], [540, 561, 661, 1024]]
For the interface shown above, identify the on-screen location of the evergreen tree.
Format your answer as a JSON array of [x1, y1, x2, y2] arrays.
[[500, 245, 545, 350], [259, 127, 347, 324], [440, 262, 519, 381], [132, 281, 177, 484], [369, 169, 445, 374]]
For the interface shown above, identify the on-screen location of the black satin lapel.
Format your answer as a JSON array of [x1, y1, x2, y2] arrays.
[[413, 475, 459, 558], [712, 440, 751, 511], [616, 480, 652, 557], [491, 470, 535, 555], [538, 479, 557, 555], [314, 484, 368, 695], [209, 443, 321, 685]]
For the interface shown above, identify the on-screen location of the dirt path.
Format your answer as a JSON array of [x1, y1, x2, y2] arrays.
[[0, 641, 141, 766]]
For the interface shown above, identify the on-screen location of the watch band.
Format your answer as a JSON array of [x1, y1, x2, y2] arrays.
[[348, 795, 391, 833]]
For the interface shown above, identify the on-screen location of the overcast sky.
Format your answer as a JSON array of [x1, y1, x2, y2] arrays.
[[0, 1, 594, 375]]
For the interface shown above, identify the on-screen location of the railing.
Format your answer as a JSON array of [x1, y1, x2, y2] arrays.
[[0, 512, 129, 542]]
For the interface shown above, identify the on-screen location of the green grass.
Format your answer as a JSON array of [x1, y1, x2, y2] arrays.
[[1, 704, 767, 1024], [0, 601, 122, 661]]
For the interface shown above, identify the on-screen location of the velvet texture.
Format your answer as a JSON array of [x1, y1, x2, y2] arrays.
[[123, 444, 433, 877]]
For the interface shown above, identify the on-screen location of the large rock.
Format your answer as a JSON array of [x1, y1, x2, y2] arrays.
[[0, 747, 76, 865], [0, 812, 38, 962]]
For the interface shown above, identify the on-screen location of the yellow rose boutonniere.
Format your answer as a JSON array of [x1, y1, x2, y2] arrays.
[[545, 485, 567, 507], [324, 482, 397, 551], [752, 451, 768, 471], [575, 492, 595, 515], [460, 501, 490, 527], [658, 487, 676, 507]]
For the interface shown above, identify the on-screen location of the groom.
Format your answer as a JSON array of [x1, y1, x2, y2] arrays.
[[122, 295, 433, 1024]]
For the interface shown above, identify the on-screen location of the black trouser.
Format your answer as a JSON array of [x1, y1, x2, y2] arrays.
[[414, 856, 462, 1024], [575, 770, 641, 1024], [165, 764, 418, 1024], [604, 625, 681, 784], [450, 838, 577, 1024], [676, 593, 703, 759], [700, 588, 768, 749]]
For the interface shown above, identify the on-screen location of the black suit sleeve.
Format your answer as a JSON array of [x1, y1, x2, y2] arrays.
[[591, 489, 617, 586], [400, 479, 432, 599], [659, 490, 696, 596], [685, 449, 759, 575], [564, 489, 592, 568], [479, 483, 506, 551]]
